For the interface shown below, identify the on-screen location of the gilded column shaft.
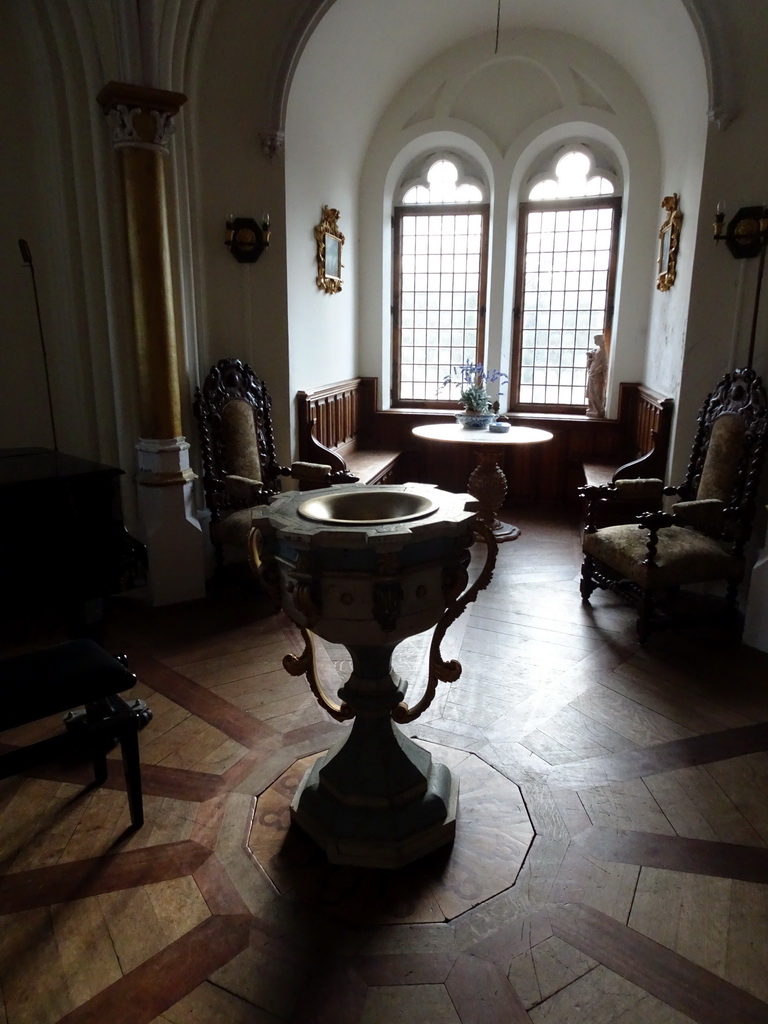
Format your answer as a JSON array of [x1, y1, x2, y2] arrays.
[[97, 82, 187, 442], [120, 143, 180, 438]]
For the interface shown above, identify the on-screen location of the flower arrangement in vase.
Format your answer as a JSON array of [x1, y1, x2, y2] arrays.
[[440, 361, 508, 429]]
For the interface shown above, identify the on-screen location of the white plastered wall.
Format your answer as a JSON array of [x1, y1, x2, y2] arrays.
[[283, 4, 363, 404], [186, 0, 298, 466]]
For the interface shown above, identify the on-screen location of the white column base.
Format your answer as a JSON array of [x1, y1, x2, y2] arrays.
[[136, 437, 206, 606]]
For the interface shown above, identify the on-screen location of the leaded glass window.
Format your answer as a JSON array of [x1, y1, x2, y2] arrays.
[[393, 157, 489, 407], [511, 149, 621, 411]]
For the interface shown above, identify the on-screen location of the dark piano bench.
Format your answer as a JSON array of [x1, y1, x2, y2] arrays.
[[0, 640, 152, 828]]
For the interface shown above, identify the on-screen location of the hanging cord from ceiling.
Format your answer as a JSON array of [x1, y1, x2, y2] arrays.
[[495, 0, 501, 54]]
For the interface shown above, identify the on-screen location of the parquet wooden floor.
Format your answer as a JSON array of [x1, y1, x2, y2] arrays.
[[2, 504, 768, 1023]]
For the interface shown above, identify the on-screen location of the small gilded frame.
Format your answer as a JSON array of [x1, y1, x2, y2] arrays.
[[657, 193, 682, 291], [315, 206, 344, 294]]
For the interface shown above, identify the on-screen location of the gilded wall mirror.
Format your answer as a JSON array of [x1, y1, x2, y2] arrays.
[[315, 206, 344, 294], [657, 193, 682, 291]]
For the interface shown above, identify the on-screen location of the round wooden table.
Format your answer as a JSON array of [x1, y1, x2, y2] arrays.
[[412, 422, 554, 541]]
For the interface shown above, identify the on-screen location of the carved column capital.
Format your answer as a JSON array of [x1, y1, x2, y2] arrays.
[[97, 81, 187, 154], [259, 130, 285, 158]]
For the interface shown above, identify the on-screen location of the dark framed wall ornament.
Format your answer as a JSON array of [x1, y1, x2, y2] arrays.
[[315, 206, 344, 293], [225, 216, 270, 263], [657, 193, 682, 291]]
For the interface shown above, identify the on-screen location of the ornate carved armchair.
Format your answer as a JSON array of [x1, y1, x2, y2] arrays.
[[194, 359, 351, 561], [579, 368, 768, 643]]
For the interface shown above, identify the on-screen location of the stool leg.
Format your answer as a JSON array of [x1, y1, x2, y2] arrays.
[[91, 745, 108, 786], [66, 707, 112, 785], [69, 694, 150, 828], [118, 725, 144, 829]]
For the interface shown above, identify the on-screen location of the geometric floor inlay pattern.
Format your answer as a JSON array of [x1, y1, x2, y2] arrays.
[[3, 506, 768, 1023], [247, 746, 534, 923]]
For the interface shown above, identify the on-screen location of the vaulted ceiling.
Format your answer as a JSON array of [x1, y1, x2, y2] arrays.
[[271, 0, 733, 137]]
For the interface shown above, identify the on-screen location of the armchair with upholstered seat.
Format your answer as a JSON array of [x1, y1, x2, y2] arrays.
[[579, 368, 768, 643], [194, 358, 356, 562]]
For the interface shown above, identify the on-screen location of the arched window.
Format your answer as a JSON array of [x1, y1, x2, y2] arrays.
[[392, 155, 489, 406], [511, 147, 621, 410]]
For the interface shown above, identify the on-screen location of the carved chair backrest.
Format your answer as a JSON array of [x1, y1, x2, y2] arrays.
[[220, 400, 263, 482], [678, 368, 768, 523], [193, 359, 283, 522]]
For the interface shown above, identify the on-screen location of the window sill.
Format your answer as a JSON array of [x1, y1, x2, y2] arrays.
[[380, 408, 616, 426]]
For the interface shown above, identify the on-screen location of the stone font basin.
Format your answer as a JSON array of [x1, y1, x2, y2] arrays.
[[298, 487, 437, 525]]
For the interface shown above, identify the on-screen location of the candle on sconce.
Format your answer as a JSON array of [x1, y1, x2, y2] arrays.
[[716, 199, 729, 239], [714, 200, 726, 240]]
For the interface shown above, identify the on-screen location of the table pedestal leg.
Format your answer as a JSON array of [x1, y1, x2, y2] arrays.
[[467, 448, 520, 542]]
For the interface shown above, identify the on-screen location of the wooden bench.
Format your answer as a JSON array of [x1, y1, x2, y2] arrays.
[[581, 383, 673, 486], [296, 378, 402, 487]]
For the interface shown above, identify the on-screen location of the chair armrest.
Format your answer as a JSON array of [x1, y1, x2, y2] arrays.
[[579, 478, 663, 503], [289, 462, 360, 488], [223, 474, 264, 506], [579, 482, 617, 499], [612, 478, 664, 500], [670, 498, 725, 533], [580, 478, 666, 534], [637, 509, 674, 530], [290, 461, 332, 484]]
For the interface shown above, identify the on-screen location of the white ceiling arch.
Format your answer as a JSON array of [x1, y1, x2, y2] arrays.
[[265, 0, 736, 151]]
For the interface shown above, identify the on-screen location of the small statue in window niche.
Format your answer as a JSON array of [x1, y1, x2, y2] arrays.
[[586, 334, 607, 418]]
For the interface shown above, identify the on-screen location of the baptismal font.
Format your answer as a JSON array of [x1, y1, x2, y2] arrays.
[[251, 483, 497, 869]]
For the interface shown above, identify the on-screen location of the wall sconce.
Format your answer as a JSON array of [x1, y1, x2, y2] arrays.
[[225, 214, 270, 263], [713, 204, 768, 259], [713, 203, 768, 368]]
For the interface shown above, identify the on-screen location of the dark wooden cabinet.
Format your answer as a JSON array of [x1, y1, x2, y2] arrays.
[[0, 448, 145, 633]]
